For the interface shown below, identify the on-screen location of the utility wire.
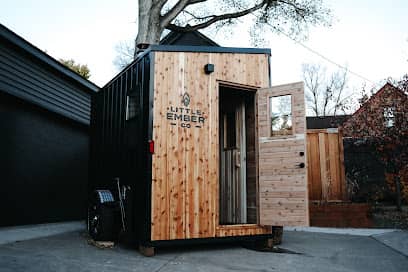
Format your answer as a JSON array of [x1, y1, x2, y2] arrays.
[[275, 28, 375, 84], [260, 18, 377, 86]]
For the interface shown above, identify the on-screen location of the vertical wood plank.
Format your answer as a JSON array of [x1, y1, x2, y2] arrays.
[[307, 133, 322, 200], [151, 52, 170, 240], [338, 130, 346, 200], [168, 52, 186, 239], [318, 133, 328, 200], [328, 133, 340, 199]]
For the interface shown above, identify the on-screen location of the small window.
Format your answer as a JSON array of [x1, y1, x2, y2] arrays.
[[384, 107, 395, 128], [270, 95, 293, 136], [126, 95, 138, 120]]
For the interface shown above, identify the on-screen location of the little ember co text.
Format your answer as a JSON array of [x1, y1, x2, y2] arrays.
[[166, 106, 205, 128]]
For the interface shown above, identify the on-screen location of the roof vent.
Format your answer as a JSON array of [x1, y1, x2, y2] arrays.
[[135, 43, 150, 57]]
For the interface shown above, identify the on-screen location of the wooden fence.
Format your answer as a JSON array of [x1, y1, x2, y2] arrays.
[[307, 129, 347, 201]]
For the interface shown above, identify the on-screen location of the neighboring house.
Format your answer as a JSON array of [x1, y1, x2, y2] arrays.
[[342, 83, 408, 203], [342, 83, 407, 137], [0, 24, 99, 226]]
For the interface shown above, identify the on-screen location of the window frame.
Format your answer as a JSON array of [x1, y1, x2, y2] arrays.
[[126, 93, 139, 121], [268, 94, 294, 137], [383, 106, 395, 128]]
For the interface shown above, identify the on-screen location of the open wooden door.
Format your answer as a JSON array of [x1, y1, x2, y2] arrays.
[[257, 82, 309, 226], [220, 98, 247, 224]]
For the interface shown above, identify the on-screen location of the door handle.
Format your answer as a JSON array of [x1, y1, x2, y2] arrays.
[[297, 162, 305, 168], [235, 151, 241, 168]]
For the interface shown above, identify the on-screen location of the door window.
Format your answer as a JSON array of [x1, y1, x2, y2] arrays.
[[270, 95, 292, 136]]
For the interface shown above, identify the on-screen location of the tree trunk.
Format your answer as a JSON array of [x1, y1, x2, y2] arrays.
[[134, 0, 164, 57]]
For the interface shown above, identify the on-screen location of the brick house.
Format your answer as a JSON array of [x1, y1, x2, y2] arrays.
[[341, 83, 408, 203], [342, 83, 407, 138]]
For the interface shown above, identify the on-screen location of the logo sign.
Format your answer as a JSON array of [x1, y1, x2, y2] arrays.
[[166, 92, 206, 129], [182, 92, 190, 107]]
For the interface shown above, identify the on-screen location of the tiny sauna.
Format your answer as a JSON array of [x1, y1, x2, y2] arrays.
[[89, 45, 309, 254]]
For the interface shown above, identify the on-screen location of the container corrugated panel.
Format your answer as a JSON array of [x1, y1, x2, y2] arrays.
[[89, 53, 152, 238]]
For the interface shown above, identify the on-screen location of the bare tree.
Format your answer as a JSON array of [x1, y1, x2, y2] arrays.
[[302, 63, 351, 116], [134, 0, 331, 56], [398, 74, 408, 94], [303, 63, 323, 116], [113, 41, 136, 70]]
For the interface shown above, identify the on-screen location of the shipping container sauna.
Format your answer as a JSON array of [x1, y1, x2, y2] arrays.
[[89, 45, 309, 254]]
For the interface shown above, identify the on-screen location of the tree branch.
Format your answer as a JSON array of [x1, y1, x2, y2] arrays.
[[166, 2, 266, 32], [160, 0, 208, 28], [278, 0, 308, 16], [181, 9, 215, 21]]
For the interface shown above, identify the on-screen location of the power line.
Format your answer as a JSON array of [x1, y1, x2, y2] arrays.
[[262, 20, 376, 86], [277, 29, 375, 84]]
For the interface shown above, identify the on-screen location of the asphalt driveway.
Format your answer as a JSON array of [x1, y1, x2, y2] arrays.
[[0, 228, 407, 272]]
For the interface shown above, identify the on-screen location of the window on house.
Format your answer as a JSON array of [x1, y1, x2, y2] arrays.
[[270, 95, 293, 136], [383, 107, 395, 128]]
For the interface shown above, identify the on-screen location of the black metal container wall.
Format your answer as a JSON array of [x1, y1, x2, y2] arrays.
[[89, 53, 152, 242]]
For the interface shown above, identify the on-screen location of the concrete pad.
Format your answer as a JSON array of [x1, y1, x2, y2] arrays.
[[0, 230, 407, 272], [372, 230, 408, 257], [0, 221, 84, 245], [285, 226, 397, 236], [0, 231, 182, 272]]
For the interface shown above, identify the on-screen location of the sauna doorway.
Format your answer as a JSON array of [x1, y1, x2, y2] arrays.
[[219, 84, 257, 225]]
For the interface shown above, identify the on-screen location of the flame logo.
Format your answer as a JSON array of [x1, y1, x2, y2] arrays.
[[182, 92, 190, 107]]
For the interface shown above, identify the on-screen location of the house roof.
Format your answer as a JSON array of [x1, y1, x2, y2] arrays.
[[353, 83, 406, 116], [341, 82, 408, 138], [0, 23, 99, 124], [306, 115, 350, 129], [160, 30, 220, 46], [0, 23, 99, 93]]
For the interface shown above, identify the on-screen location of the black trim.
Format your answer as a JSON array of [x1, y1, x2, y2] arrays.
[[148, 45, 271, 55], [144, 234, 274, 247], [267, 55, 272, 87], [0, 23, 99, 93], [144, 51, 155, 243], [105, 45, 271, 89]]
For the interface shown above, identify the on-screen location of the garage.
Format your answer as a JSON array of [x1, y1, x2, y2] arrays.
[[0, 24, 99, 226]]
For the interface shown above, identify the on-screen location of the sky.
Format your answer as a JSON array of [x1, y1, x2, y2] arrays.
[[1, 0, 407, 95]]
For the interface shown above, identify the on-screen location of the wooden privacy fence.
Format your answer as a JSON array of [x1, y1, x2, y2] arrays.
[[307, 129, 347, 201]]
